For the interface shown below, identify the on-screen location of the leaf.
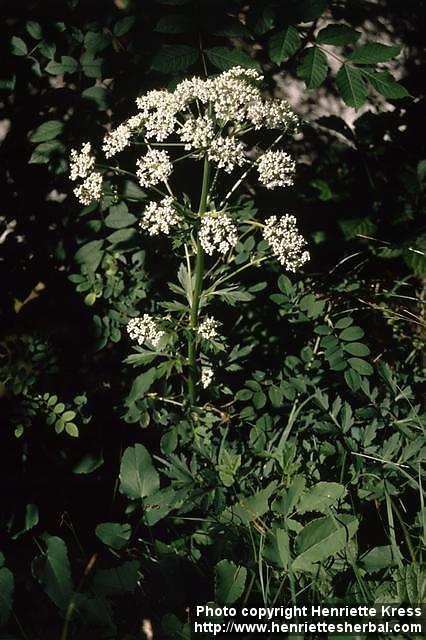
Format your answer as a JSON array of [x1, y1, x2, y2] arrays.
[[75, 240, 104, 272], [11, 36, 28, 56], [218, 448, 241, 487], [12, 503, 39, 539], [263, 527, 290, 568], [336, 65, 368, 109], [144, 487, 181, 525], [127, 368, 157, 404], [268, 26, 301, 64], [339, 215, 377, 240], [343, 342, 370, 356], [360, 545, 399, 573], [360, 69, 410, 99], [82, 85, 109, 110], [348, 357, 373, 376], [95, 523, 131, 550], [29, 140, 64, 164], [339, 326, 364, 341], [73, 452, 104, 474], [105, 203, 137, 229], [273, 475, 306, 516], [65, 423, 79, 437], [92, 560, 140, 594], [30, 120, 64, 143], [119, 443, 160, 500], [292, 515, 358, 572], [297, 47, 328, 89], [231, 481, 277, 525], [0, 554, 14, 625], [317, 24, 361, 46], [151, 45, 199, 73], [298, 482, 346, 514], [26, 21, 42, 39], [348, 43, 402, 64], [205, 47, 260, 71], [215, 560, 247, 604], [113, 16, 136, 37], [32, 536, 73, 610], [46, 56, 78, 75]]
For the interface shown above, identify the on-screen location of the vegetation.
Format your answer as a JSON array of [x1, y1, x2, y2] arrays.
[[1, 1, 424, 638]]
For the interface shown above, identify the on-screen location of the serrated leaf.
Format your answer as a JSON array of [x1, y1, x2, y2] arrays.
[[336, 64, 368, 109], [95, 523, 131, 550], [205, 47, 260, 71], [11, 36, 28, 56], [293, 515, 358, 572], [298, 482, 346, 514], [119, 443, 159, 500], [348, 357, 373, 376], [151, 45, 199, 73], [215, 560, 247, 604], [348, 43, 402, 64], [361, 69, 410, 99], [32, 536, 73, 610], [297, 47, 328, 89], [317, 24, 361, 46], [30, 120, 64, 143], [269, 26, 301, 64]]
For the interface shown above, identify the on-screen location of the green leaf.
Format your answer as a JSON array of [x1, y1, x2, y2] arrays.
[[73, 452, 104, 474], [348, 43, 402, 64], [46, 56, 78, 75], [80, 53, 103, 78], [119, 443, 160, 500], [297, 47, 328, 89], [218, 448, 241, 488], [105, 203, 137, 229], [127, 368, 157, 404], [92, 560, 140, 594], [84, 31, 110, 54], [268, 26, 301, 64], [360, 69, 410, 99], [348, 357, 373, 376], [339, 215, 377, 240], [95, 523, 131, 550], [65, 423, 79, 437], [144, 487, 180, 525], [75, 240, 104, 272], [82, 85, 109, 110], [205, 47, 260, 71], [336, 64, 368, 109], [11, 36, 28, 56], [0, 554, 14, 625], [30, 120, 64, 143], [154, 15, 191, 34], [113, 16, 136, 37], [32, 536, 73, 610], [263, 526, 290, 569], [151, 45, 199, 73], [230, 481, 277, 525], [215, 560, 247, 604], [317, 24, 361, 46], [360, 545, 399, 573], [293, 515, 358, 572], [298, 482, 346, 514], [343, 342, 370, 356], [29, 140, 64, 164], [26, 21, 42, 39], [339, 326, 364, 341], [272, 475, 306, 517]]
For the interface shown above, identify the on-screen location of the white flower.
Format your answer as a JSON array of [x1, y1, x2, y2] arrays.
[[201, 365, 214, 389], [174, 76, 212, 108], [220, 66, 263, 84], [127, 314, 165, 348], [102, 124, 132, 158], [208, 74, 262, 124], [247, 98, 299, 131], [263, 214, 310, 272], [73, 172, 102, 206], [207, 136, 246, 173], [198, 316, 220, 341], [135, 89, 178, 141], [179, 115, 215, 151], [257, 150, 295, 189], [199, 212, 238, 256], [139, 196, 181, 236], [69, 142, 95, 181], [136, 149, 173, 188]]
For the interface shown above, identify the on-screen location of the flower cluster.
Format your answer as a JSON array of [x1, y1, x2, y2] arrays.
[[198, 316, 220, 341], [73, 172, 103, 206], [102, 124, 132, 158], [179, 115, 215, 152], [207, 136, 246, 173], [263, 215, 310, 272], [139, 196, 181, 236], [136, 149, 172, 188], [201, 365, 214, 389], [69, 142, 95, 181], [257, 150, 296, 189], [135, 90, 179, 141], [199, 212, 238, 256], [126, 314, 165, 348]]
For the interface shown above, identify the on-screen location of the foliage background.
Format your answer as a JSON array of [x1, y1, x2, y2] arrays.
[[0, 0, 425, 638]]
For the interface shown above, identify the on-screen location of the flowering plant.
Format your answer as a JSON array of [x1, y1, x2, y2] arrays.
[[70, 67, 309, 405]]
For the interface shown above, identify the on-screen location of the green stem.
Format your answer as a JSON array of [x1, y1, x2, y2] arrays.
[[187, 155, 211, 404]]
